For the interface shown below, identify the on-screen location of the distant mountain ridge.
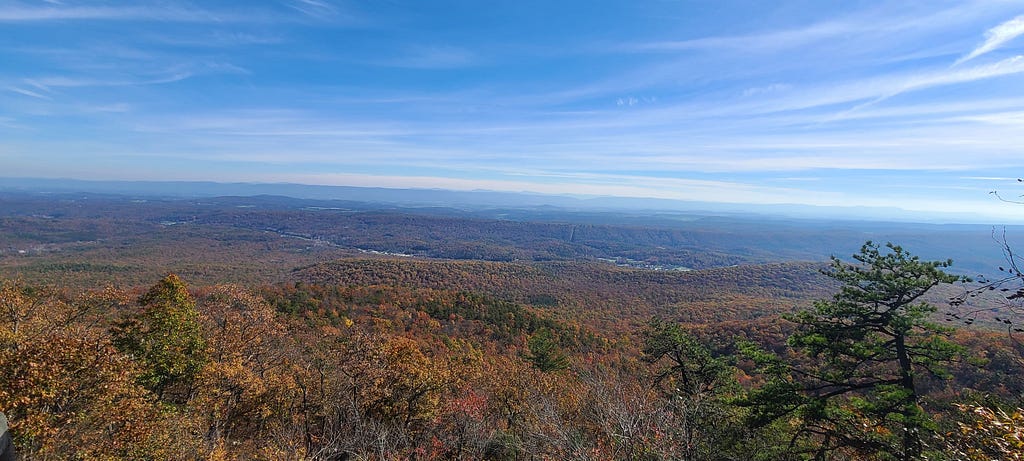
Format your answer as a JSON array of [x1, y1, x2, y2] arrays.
[[1, 187, 1020, 281], [0, 177, 1012, 224]]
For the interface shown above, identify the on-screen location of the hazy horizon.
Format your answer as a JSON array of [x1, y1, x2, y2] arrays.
[[6, 176, 1024, 225]]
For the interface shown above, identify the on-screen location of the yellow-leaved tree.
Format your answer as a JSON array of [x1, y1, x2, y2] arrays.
[[0, 279, 184, 459]]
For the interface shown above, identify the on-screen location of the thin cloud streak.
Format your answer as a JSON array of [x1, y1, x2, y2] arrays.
[[955, 15, 1024, 65], [287, 0, 337, 18], [7, 87, 51, 100], [149, 32, 287, 48], [23, 72, 195, 90], [0, 1, 352, 24], [0, 4, 235, 22], [827, 55, 1024, 121], [624, 21, 857, 54]]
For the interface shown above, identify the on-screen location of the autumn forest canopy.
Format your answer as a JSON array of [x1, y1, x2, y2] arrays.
[[0, 190, 1023, 460], [6, 0, 1024, 458]]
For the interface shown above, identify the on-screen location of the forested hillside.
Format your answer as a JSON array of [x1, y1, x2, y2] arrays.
[[2, 192, 1018, 282], [1, 194, 1022, 459]]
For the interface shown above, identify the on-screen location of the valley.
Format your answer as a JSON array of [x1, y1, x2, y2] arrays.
[[1, 188, 1021, 460]]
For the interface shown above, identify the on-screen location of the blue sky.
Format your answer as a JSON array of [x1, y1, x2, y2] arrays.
[[3, 1, 1024, 221]]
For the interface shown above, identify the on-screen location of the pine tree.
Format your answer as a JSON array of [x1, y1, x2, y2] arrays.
[[744, 242, 964, 460], [526, 328, 569, 372], [112, 274, 207, 401], [642, 320, 739, 460]]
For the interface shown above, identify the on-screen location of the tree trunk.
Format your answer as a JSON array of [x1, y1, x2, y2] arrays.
[[894, 334, 920, 461]]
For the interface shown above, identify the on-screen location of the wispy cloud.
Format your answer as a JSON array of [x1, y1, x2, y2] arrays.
[[0, 117, 22, 129], [828, 55, 1024, 120], [79, 103, 133, 114], [954, 110, 1024, 126], [0, 3, 235, 22], [25, 71, 194, 89], [624, 21, 856, 54], [960, 176, 1022, 181], [908, 53, 1024, 87], [615, 96, 656, 107], [7, 86, 52, 100], [286, 0, 340, 20], [619, 2, 991, 58], [150, 32, 286, 48], [955, 15, 1024, 65], [0, 1, 347, 24], [8, 60, 252, 97], [376, 46, 479, 69], [742, 83, 792, 97]]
